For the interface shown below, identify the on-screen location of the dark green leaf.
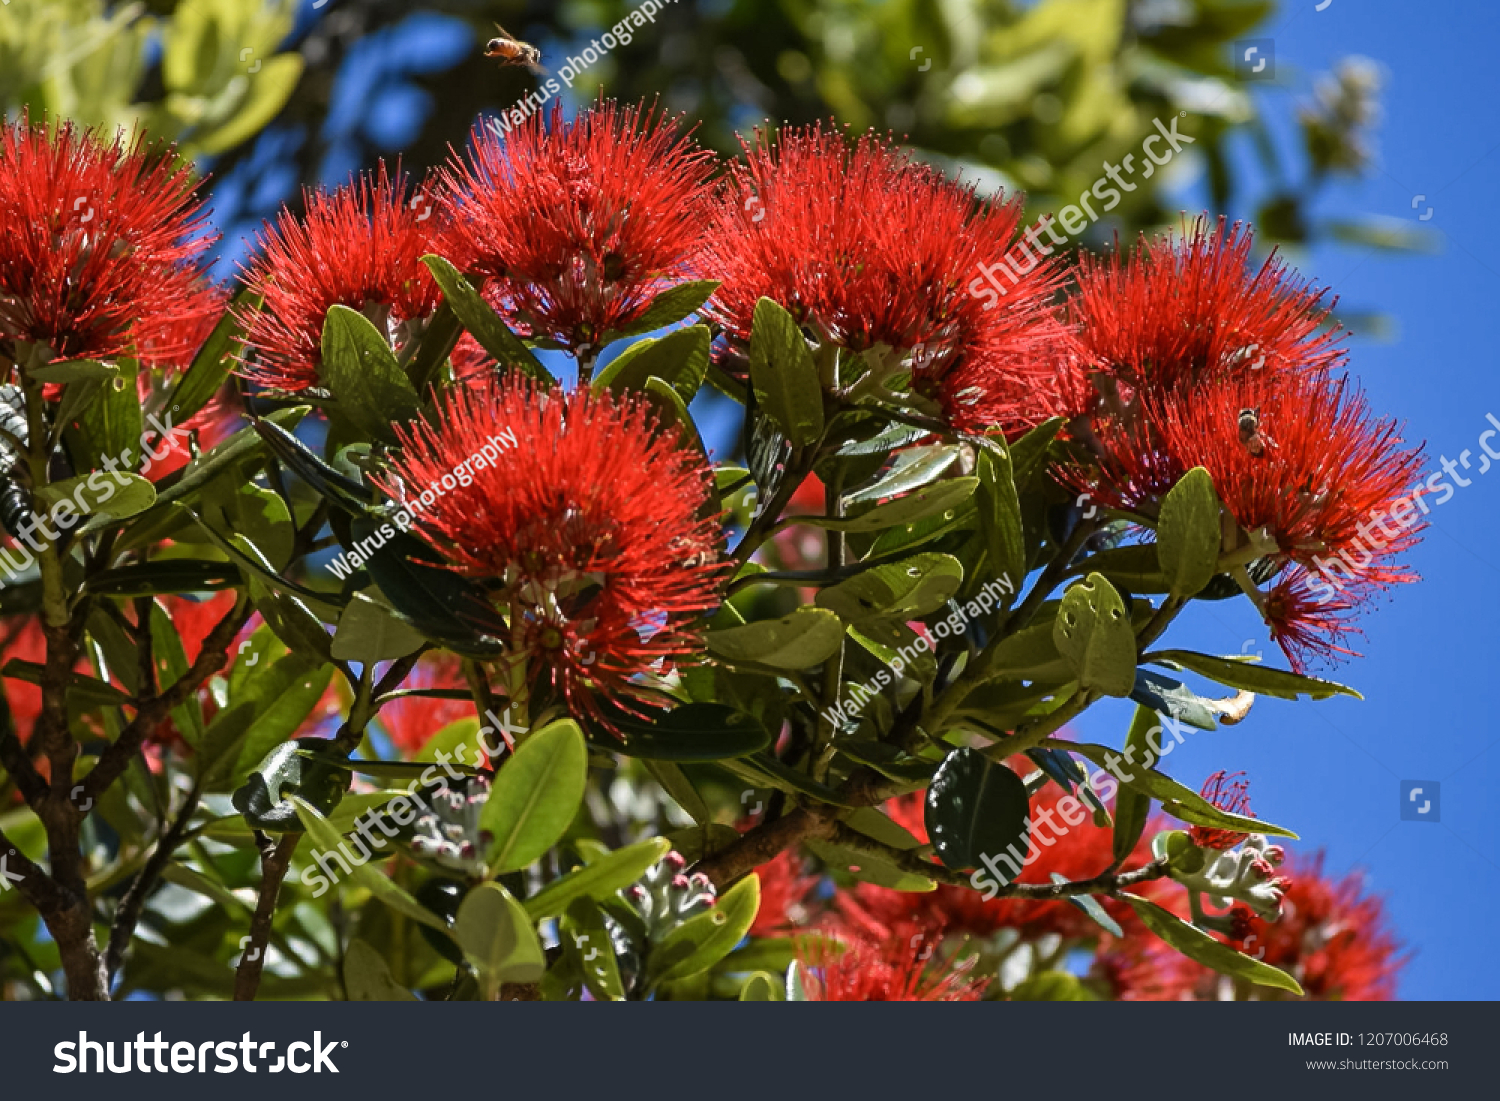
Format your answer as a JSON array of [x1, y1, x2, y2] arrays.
[[594, 325, 710, 403], [608, 280, 720, 342], [924, 746, 1029, 873], [1111, 706, 1156, 865], [801, 478, 979, 533], [976, 447, 1025, 601], [587, 702, 770, 761], [420, 255, 550, 381], [163, 290, 260, 424]]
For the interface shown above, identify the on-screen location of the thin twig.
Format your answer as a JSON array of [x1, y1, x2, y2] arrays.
[[233, 832, 300, 1001]]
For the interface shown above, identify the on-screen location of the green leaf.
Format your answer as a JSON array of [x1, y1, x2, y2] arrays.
[[454, 882, 546, 996], [0, 661, 131, 709], [924, 746, 1029, 873], [523, 837, 671, 920], [1147, 650, 1362, 701], [562, 897, 625, 1001], [196, 55, 305, 156], [643, 760, 710, 825], [1053, 876, 1123, 938], [136, 406, 307, 523], [844, 445, 959, 505], [748, 297, 822, 448], [419, 255, 549, 380], [1067, 743, 1298, 839], [705, 606, 845, 670], [1112, 706, 1156, 864], [248, 580, 335, 667], [1122, 893, 1304, 994], [976, 447, 1026, 599], [1052, 573, 1137, 697], [815, 554, 962, 625], [804, 838, 935, 892], [342, 938, 418, 1001], [28, 359, 119, 382], [594, 325, 710, 403], [164, 291, 260, 425], [1080, 544, 1170, 594], [330, 591, 428, 663], [76, 360, 143, 475], [1156, 467, 1222, 599], [38, 473, 156, 533], [607, 280, 720, 341], [800, 478, 979, 533], [200, 656, 332, 790], [149, 601, 204, 747], [290, 795, 451, 933], [1006, 418, 1065, 487], [739, 972, 783, 1001], [587, 701, 770, 761], [481, 718, 589, 873], [1010, 970, 1097, 1001], [319, 305, 422, 442], [649, 874, 761, 986]]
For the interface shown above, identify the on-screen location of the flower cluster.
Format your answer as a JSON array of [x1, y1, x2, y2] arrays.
[[1062, 218, 1424, 668], [378, 378, 722, 722], [701, 124, 1071, 435]]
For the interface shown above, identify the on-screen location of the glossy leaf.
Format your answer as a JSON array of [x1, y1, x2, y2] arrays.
[[924, 747, 1030, 873], [705, 606, 845, 670], [1148, 650, 1362, 700], [454, 882, 547, 996]]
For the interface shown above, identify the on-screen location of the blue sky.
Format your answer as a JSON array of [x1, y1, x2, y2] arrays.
[[214, 0, 1498, 998], [1068, 0, 1500, 999]]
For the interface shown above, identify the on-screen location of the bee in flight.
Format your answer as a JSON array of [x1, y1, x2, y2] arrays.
[[1237, 407, 1277, 457], [484, 24, 546, 75]]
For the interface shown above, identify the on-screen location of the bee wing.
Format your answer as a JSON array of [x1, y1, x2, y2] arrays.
[[491, 21, 516, 39]]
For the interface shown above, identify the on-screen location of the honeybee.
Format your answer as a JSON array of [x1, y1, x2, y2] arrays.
[[484, 23, 545, 74], [1237, 407, 1276, 457]]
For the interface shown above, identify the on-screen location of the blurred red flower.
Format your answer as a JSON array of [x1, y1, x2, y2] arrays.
[[376, 651, 474, 757]]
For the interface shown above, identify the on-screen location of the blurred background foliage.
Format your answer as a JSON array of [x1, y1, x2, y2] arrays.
[[0, 0, 1434, 291]]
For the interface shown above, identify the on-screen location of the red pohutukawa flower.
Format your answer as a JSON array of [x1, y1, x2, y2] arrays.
[[377, 378, 723, 719], [1190, 770, 1255, 850], [798, 922, 988, 1002], [376, 652, 475, 757], [1262, 565, 1366, 670], [1229, 852, 1406, 1000], [701, 123, 1069, 434], [438, 99, 715, 353], [1068, 216, 1345, 401], [238, 164, 443, 392], [0, 117, 214, 364]]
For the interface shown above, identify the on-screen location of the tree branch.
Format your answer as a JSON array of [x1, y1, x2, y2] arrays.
[[104, 772, 206, 981], [233, 832, 300, 1001]]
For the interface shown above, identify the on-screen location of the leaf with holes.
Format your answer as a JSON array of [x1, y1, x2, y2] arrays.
[[1053, 573, 1137, 697]]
